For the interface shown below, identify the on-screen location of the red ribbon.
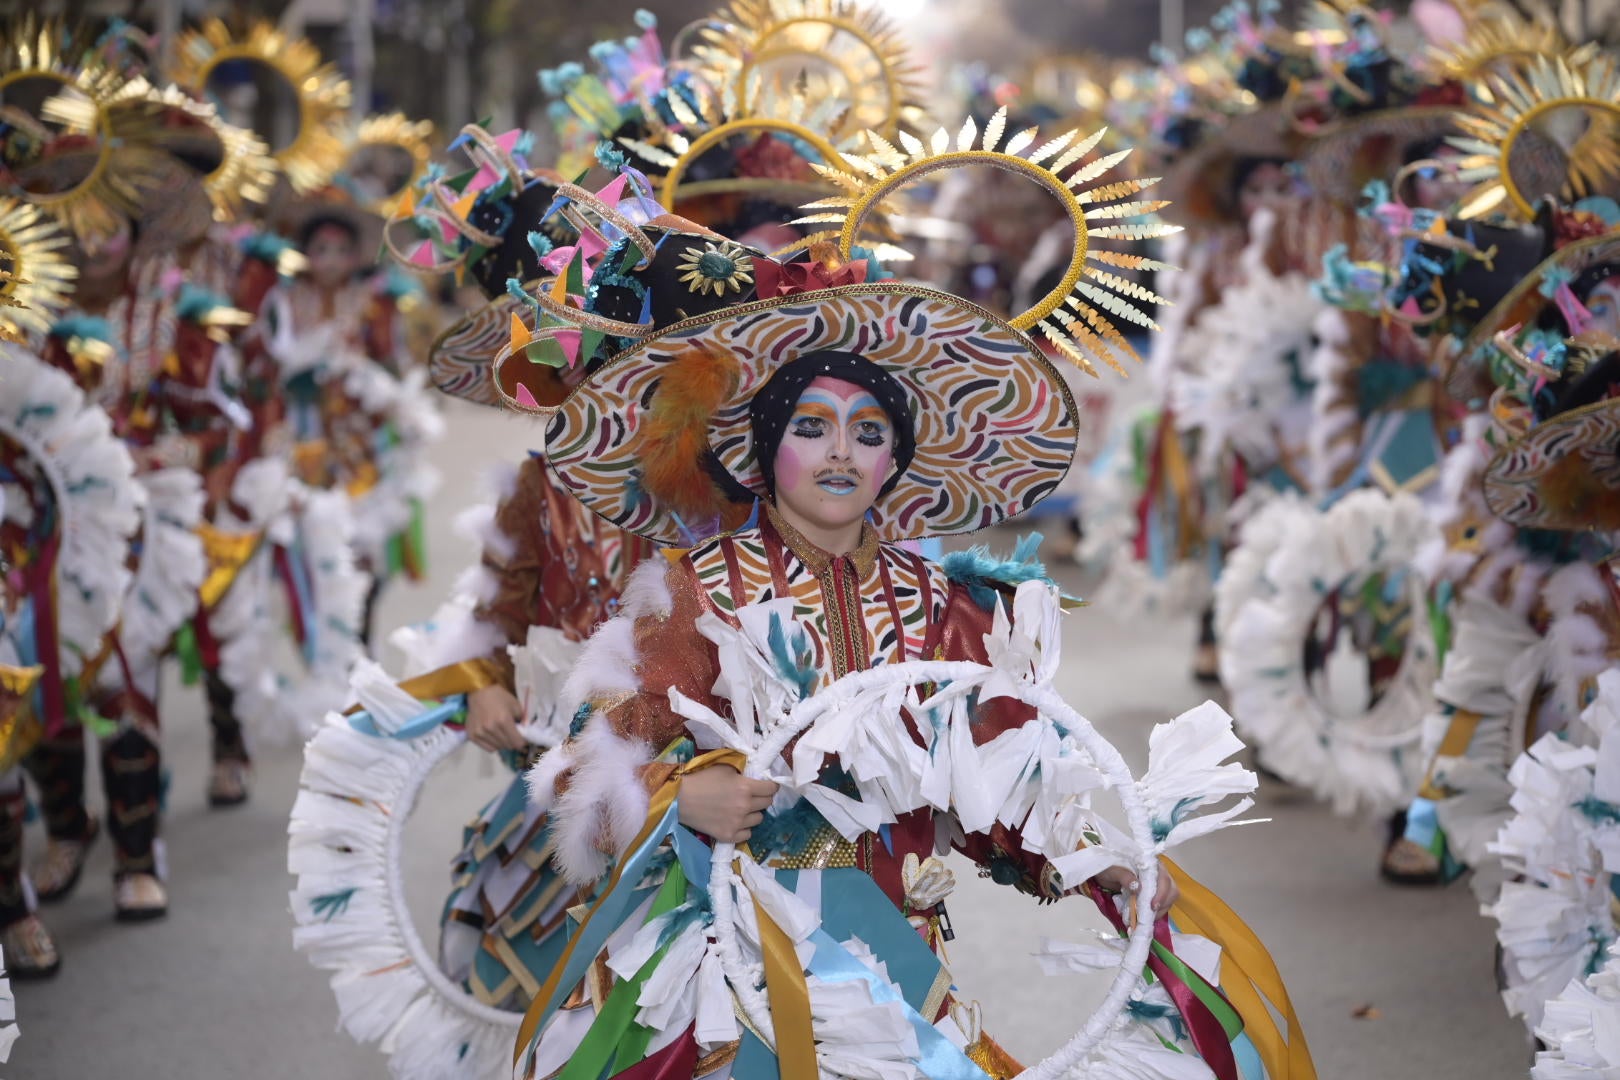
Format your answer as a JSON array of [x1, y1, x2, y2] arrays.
[[1086, 884, 1240, 1080], [1133, 410, 1174, 562], [272, 543, 310, 648], [608, 1025, 699, 1080], [30, 533, 67, 736]]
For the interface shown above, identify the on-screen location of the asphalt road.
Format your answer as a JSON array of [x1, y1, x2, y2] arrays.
[[14, 399, 1531, 1079]]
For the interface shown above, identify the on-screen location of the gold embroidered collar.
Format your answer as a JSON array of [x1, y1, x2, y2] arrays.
[[764, 503, 880, 579]]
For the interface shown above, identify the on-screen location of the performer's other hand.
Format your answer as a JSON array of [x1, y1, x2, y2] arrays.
[[465, 684, 527, 752], [1094, 859, 1179, 919], [677, 764, 778, 843]]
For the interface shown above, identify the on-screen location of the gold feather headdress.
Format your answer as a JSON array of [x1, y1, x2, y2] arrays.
[[683, 0, 927, 142], [169, 19, 351, 194], [0, 196, 76, 342], [1448, 52, 1620, 219], [800, 106, 1181, 377]]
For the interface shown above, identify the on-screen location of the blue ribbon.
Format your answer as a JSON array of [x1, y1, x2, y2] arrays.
[[347, 696, 466, 740], [519, 797, 683, 1074]]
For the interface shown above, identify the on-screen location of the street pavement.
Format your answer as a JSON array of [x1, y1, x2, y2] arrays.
[[16, 399, 1532, 1079]]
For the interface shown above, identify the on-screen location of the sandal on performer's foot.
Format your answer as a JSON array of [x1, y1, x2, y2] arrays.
[[34, 817, 99, 903], [1380, 837, 1443, 886], [0, 914, 61, 979], [113, 873, 168, 922], [1191, 642, 1222, 686], [207, 759, 251, 808]]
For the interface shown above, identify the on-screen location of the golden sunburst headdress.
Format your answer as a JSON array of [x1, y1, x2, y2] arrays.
[[1425, 5, 1580, 87], [0, 196, 76, 342], [170, 19, 351, 194], [1448, 52, 1620, 220], [105, 82, 276, 224], [799, 106, 1180, 377], [684, 0, 927, 142], [0, 17, 156, 245], [345, 113, 434, 217], [618, 78, 900, 257]]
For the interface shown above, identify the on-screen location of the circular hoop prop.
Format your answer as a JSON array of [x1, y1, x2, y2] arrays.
[[658, 118, 847, 208], [707, 657, 1161, 1080], [290, 713, 523, 1080], [1216, 490, 1438, 816]]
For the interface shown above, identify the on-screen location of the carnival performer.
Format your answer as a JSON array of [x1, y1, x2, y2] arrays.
[[0, 188, 128, 974], [0, 54, 274, 920], [498, 80, 1318, 1074]]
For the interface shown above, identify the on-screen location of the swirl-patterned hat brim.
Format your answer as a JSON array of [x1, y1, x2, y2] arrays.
[[427, 285, 573, 410], [1301, 107, 1459, 207], [544, 284, 1079, 544], [1450, 232, 1620, 401], [1482, 398, 1620, 531]]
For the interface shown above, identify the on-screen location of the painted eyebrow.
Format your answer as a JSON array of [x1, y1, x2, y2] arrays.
[[797, 388, 882, 412], [851, 405, 890, 426], [789, 401, 838, 422]]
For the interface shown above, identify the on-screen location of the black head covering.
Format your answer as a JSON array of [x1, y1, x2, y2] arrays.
[[749, 351, 917, 498]]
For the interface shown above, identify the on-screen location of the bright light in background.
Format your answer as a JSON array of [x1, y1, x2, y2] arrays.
[[870, 0, 930, 25]]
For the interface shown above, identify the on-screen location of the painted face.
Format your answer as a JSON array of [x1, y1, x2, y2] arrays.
[[1237, 161, 1293, 220], [1409, 146, 1469, 212], [1585, 276, 1620, 336], [75, 218, 133, 288], [306, 223, 360, 288], [772, 376, 895, 536]]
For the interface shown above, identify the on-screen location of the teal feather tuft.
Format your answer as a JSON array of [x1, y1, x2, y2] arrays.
[[942, 533, 1051, 611]]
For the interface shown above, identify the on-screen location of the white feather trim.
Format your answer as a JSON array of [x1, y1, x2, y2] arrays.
[[541, 721, 653, 884], [0, 943, 17, 1060], [1533, 940, 1620, 1078], [1491, 671, 1620, 1037]]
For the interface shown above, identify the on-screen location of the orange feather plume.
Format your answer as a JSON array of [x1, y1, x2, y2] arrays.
[[632, 341, 752, 528]]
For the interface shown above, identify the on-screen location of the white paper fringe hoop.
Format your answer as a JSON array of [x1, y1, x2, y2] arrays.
[[1533, 939, 1620, 1078], [693, 582, 1263, 1080], [119, 469, 206, 668], [1216, 489, 1439, 816], [0, 347, 139, 674], [216, 482, 371, 744], [289, 667, 520, 1080], [1489, 669, 1620, 1036]]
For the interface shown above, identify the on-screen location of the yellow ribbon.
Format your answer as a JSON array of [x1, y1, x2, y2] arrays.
[[513, 748, 747, 1068], [0, 664, 44, 775], [754, 886, 818, 1080], [1164, 857, 1317, 1080], [1157, 422, 1200, 559], [195, 523, 264, 610], [1417, 709, 1482, 800], [340, 658, 506, 716]]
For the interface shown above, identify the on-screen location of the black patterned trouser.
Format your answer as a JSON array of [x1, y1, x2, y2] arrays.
[[0, 775, 27, 927], [203, 668, 249, 764], [24, 725, 162, 877]]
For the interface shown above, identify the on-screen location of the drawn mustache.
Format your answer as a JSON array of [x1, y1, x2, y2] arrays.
[[814, 468, 862, 481]]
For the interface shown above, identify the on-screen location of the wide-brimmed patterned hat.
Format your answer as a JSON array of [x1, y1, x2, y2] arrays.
[[1301, 105, 1461, 208], [1451, 229, 1620, 401], [544, 283, 1078, 544], [1482, 395, 1620, 532]]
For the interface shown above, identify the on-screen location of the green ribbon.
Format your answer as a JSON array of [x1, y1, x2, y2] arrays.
[[558, 860, 690, 1080], [174, 622, 203, 686], [1149, 937, 1246, 1042]]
